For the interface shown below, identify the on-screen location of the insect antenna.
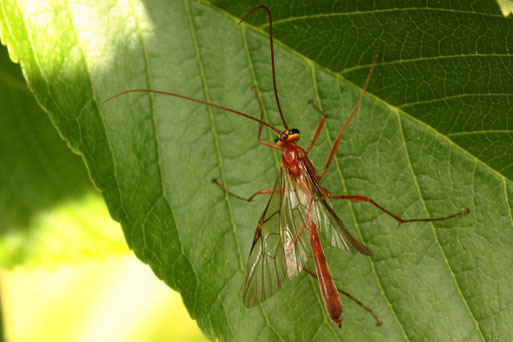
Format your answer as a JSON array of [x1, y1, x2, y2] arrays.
[[102, 89, 281, 134], [239, 5, 289, 130], [102, 7, 289, 135]]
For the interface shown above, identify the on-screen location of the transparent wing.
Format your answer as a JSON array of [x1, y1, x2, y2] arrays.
[[242, 172, 288, 307], [280, 159, 372, 270], [242, 168, 316, 307], [304, 161, 373, 256], [280, 171, 313, 279], [242, 158, 372, 308]]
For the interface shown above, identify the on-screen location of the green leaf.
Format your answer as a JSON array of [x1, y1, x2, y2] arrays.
[[211, 0, 513, 183], [1, 0, 512, 340], [0, 42, 128, 268]]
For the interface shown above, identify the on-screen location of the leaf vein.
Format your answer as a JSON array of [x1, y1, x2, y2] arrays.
[[447, 130, 513, 137], [342, 54, 513, 74], [400, 93, 513, 108], [308, 59, 410, 340], [63, 0, 128, 238], [503, 179, 513, 229], [396, 110, 486, 341], [263, 8, 507, 28], [240, 26, 281, 169]]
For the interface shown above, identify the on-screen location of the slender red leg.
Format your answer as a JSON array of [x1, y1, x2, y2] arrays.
[[212, 178, 279, 202], [318, 54, 381, 180], [251, 86, 281, 151], [305, 100, 327, 154], [303, 267, 381, 326], [323, 187, 470, 225]]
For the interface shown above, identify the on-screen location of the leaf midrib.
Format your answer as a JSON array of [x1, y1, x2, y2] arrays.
[[185, 2, 286, 340]]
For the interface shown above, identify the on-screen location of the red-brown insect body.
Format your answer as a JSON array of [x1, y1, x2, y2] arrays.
[[310, 218, 343, 327], [280, 139, 344, 327], [281, 143, 304, 178]]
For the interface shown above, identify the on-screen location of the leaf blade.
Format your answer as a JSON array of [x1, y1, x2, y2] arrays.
[[1, 0, 512, 340]]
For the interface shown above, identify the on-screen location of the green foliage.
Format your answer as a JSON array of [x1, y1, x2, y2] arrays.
[[1, 0, 512, 340], [0, 43, 127, 267]]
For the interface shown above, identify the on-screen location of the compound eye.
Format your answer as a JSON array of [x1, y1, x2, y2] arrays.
[[288, 128, 300, 135]]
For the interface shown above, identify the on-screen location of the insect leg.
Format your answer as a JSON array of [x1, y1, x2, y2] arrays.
[[303, 267, 381, 326], [251, 86, 281, 151], [318, 53, 381, 180], [305, 100, 327, 154], [212, 178, 280, 202], [323, 187, 469, 225]]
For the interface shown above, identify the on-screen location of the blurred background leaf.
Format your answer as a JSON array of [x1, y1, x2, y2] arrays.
[[0, 42, 128, 268], [497, 0, 513, 15], [0, 32, 205, 342], [0, 0, 512, 341], [1, 256, 208, 342]]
